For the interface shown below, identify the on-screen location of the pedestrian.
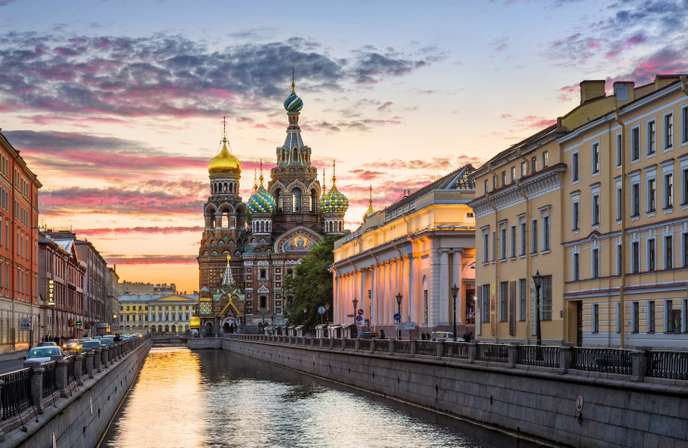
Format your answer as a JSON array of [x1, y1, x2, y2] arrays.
[[380, 328, 386, 339]]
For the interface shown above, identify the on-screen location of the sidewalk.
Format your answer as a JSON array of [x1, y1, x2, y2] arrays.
[[0, 349, 27, 374]]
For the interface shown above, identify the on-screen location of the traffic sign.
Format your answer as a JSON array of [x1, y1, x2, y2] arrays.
[[393, 313, 401, 322], [20, 318, 31, 331], [357, 309, 364, 316], [318, 306, 327, 316], [356, 315, 363, 322]]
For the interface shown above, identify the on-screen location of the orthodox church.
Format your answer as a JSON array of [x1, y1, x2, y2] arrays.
[[197, 79, 349, 333]]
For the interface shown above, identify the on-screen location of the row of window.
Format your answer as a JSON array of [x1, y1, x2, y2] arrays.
[[628, 108, 688, 163], [122, 305, 194, 311], [479, 275, 553, 324], [482, 211, 551, 263], [591, 299, 688, 334], [124, 313, 192, 322], [483, 151, 550, 194]]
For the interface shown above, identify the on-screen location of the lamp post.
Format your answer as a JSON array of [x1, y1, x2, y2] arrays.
[[532, 270, 543, 346], [395, 293, 402, 340], [451, 284, 459, 341], [352, 298, 358, 338]]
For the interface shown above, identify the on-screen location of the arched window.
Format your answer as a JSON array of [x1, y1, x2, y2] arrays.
[[292, 188, 302, 213], [207, 208, 216, 228], [275, 189, 282, 212], [310, 189, 318, 212], [292, 148, 298, 163]]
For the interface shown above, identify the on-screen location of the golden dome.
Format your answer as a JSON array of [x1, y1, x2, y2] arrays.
[[208, 137, 241, 176]]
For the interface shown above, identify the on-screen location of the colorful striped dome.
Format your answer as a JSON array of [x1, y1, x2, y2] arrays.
[[247, 184, 275, 214], [320, 183, 348, 215], [283, 91, 303, 113]]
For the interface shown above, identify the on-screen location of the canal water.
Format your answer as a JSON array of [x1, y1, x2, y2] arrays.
[[102, 347, 538, 448]]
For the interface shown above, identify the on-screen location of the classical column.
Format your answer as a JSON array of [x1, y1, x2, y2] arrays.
[[453, 250, 463, 324], [439, 250, 449, 326], [360, 269, 366, 323], [407, 255, 414, 322]]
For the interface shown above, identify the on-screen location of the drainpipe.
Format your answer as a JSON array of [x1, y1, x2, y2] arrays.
[[614, 107, 627, 349]]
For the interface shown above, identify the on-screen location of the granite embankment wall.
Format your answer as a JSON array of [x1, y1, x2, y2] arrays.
[[195, 337, 688, 448], [3, 340, 151, 448]]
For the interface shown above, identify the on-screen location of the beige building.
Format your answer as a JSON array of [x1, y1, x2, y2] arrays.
[[332, 166, 477, 338], [118, 293, 198, 335], [470, 74, 688, 348]]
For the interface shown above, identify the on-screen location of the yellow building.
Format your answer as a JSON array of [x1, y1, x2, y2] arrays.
[[470, 74, 688, 348], [332, 165, 477, 338], [118, 293, 199, 335]]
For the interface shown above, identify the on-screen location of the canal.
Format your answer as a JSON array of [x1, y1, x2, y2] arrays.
[[102, 347, 540, 448]]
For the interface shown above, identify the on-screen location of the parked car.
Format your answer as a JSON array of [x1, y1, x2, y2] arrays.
[[37, 341, 58, 347], [24, 346, 64, 366], [62, 339, 82, 353], [430, 331, 458, 342], [98, 336, 115, 347], [81, 339, 103, 352]]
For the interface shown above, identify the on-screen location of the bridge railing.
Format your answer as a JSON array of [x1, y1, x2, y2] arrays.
[[234, 334, 688, 383], [0, 367, 32, 420]]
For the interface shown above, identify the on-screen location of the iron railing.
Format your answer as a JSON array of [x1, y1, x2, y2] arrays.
[[445, 342, 470, 359], [415, 340, 436, 356], [477, 343, 509, 363], [648, 351, 688, 380], [0, 368, 32, 420], [41, 362, 57, 398], [517, 345, 560, 368], [357, 339, 371, 351], [343, 338, 356, 350], [573, 347, 633, 375], [66, 356, 77, 384]]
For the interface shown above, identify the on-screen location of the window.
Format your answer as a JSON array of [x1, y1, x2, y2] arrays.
[[480, 284, 490, 323], [519, 218, 526, 256], [682, 105, 688, 144], [520, 160, 527, 177], [592, 247, 599, 278], [501, 171, 506, 187], [518, 279, 526, 321], [648, 301, 656, 333], [531, 156, 537, 173], [632, 302, 640, 333], [592, 303, 599, 333], [259, 268, 267, 280], [647, 120, 656, 154], [572, 152, 579, 181], [592, 192, 600, 226], [664, 172, 673, 209], [492, 231, 496, 261], [510, 166, 516, 183], [542, 151, 549, 167], [492, 175, 497, 189], [631, 127, 640, 161], [615, 182, 623, 222], [500, 225, 507, 260], [664, 113, 673, 149], [616, 302, 622, 334], [499, 281, 508, 322], [531, 219, 538, 253], [543, 215, 550, 251], [592, 143, 600, 174], [682, 165, 688, 205], [631, 240, 640, 273], [683, 232, 688, 267], [647, 238, 656, 272], [631, 181, 640, 217], [482, 230, 490, 263], [572, 199, 580, 231], [665, 234, 673, 269], [483, 179, 488, 194], [540, 275, 552, 321], [665, 300, 681, 333], [616, 133, 622, 167], [573, 251, 580, 281], [647, 177, 656, 212], [510, 225, 516, 258]]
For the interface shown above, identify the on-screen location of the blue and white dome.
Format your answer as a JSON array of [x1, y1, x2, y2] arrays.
[[247, 184, 276, 214], [283, 91, 303, 113]]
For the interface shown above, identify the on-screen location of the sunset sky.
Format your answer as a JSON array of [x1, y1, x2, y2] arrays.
[[0, 0, 686, 292]]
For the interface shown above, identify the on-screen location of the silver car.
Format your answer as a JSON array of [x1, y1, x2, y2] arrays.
[[24, 346, 64, 366]]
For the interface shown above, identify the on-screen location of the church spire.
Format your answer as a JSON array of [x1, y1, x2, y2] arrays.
[[222, 255, 234, 288]]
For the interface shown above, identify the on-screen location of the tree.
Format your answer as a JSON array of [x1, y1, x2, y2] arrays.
[[284, 236, 336, 329]]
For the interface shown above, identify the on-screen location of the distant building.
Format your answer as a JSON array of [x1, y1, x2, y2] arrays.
[[106, 266, 120, 332], [38, 232, 85, 341], [119, 281, 176, 296], [332, 165, 477, 338], [118, 293, 198, 335], [0, 131, 41, 353]]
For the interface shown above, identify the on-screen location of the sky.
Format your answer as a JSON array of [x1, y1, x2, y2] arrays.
[[0, 0, 686, 293]]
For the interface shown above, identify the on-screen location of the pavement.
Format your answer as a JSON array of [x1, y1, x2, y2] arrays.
[[0, 350, 27, 374]]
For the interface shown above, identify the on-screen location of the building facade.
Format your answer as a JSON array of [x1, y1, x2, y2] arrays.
[[0, 131, 41, 353], [106, 267, 120, 332], [197, 80, 349, 331], [118, 281, 176, 296], [118, 293, 198, 335], [38, 233, 85, 342], [332, 166, 477, 338], [470, 74, 688, 348]]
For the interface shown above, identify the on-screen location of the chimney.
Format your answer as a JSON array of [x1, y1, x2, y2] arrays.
[[579, 80, 606, 104], [613, 81, 635, 104]]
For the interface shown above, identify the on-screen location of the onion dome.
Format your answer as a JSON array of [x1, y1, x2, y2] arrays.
[[208, 118, 241, 176], [320, 162, 348, 215], [283, 74, 303, 113], [247, 174, 275, 214]]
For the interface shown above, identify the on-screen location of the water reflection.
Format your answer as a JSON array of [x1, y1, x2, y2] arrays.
[[104, 347, 536, 448]]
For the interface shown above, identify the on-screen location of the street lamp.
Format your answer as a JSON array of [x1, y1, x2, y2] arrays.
[[351, 298, 358, 338], [451, 284, 459, 341], [395, 293, 402, 340], [532, 270, 543, 346]]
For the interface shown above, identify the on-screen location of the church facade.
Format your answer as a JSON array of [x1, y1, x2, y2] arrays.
[[197, 81, 349, 332]]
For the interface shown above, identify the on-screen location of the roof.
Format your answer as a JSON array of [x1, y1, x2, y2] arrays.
[[118, 293, 199, 304], [0, 131, 42, 188]]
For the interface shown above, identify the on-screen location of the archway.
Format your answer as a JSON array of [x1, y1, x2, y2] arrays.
[[223, 322, 231, 333]]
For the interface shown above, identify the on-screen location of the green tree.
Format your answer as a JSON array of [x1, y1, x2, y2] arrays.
[[284, 236, 336, 329]]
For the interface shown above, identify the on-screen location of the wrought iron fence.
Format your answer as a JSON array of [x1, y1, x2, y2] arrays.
[[394, 340, 412, 354], [445, 342, 470, 359], [415, 340, 437, 356], [66, 356, 77, 384], [517, 345, 560, 368], [357, 339, 371, 351], [0, 367, 32, 420], [41, 362, 57, 398], [477, 344, 509, 363], [81, 355, 88, 376], [343, 338, 356, 350], [648, 351, 688, 380], [572, 347, 633, 375]]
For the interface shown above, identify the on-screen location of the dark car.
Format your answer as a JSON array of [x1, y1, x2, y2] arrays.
[[24, 346, 64, 366], [81, 340, 103, 352]]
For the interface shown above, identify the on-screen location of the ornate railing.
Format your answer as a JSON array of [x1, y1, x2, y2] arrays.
[[415, 340, 436, 356], [66, 356, 77, 384], [477, 343, 509, 363], [573, 347, 633, 375], [445, 342, 470, 359], [358, 339, 371, 351], [41, 362, 57, 398], [0, 368, 32, 420], [517, 345, 560, 368], [394, 340, 412, 354], [343, 338, 356, 350], [648, 351, 688, 380]]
